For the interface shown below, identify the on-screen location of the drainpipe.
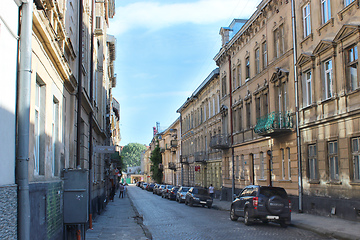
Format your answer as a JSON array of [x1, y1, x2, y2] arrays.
[[228, 55, 235, 201], [291, 0, 303, 213], [16, 1, 33, 239], [180, 114, 184, 186], [88, 0, 95, 229], [76, 0, 83, 168]]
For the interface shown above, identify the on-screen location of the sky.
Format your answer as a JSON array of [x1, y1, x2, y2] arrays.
[[108, 0, 262, 146]]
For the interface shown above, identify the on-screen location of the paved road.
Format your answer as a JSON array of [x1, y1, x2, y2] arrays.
[[128, 185, 334, 240]]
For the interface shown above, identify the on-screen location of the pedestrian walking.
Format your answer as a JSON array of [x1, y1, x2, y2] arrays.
[[119, 183, 124, 198], [124, 184, 128, 197], [209, 184, 214, 199]]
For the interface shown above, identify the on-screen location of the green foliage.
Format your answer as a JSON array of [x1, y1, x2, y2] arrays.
[[120, 143, 147, 168], [150, 145, 163, 183]]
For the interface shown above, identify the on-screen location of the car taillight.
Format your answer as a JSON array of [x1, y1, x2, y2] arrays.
[[289, 200, 292, 212], [253, 197, 258, 209]]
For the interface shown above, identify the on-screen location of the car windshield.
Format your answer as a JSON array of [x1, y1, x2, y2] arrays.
[[160, 185, 165, 188], [260, 187, 288, 198], [193, 188, 208, 195], [181, 187, 189, 192], [167, 185, 173, 189]]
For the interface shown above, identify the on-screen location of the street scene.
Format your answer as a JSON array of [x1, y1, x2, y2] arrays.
[[1, 0, 360, 239]]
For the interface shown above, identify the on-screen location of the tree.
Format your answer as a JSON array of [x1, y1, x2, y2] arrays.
[[120, 143, 147, 168], [150, 145, 163, 183]]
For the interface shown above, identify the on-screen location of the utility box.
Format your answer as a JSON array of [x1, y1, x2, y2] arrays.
[[63, 169, 89, 224]]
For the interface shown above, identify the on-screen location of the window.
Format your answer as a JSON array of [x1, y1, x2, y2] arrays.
[[274, 25, 285, 58], [308, 144, 317, 180], [246, 101, 251, 129], [323, 59, 333, 99], [321, 0, 331, 24], [245, 57, 250, 81], [221, 76, 227, 97], [237, 107, 242, 131], [34, 78, 45, 175], [52, 98, 59, 176], [303, 3, 311, 37], [237, 64, 242, 87], [235, 156, 239, 178], [263, 93, 268, 116], [345, 0, 355, 7], [212, 98, 215, 116], [352, 137, 360, 181], [232, 68, 236, 90], [303, 70, 312, 107], [262, 41, 267, 69], [277, 81, 288, 113], [255, 48, 260, 74], [328, 141, 339, 181], [346, 45, 358, 91], [281, 149, 286, 179], [287, 147, 291, 179], [240, 155, 245, 179], [260, 152, 265, 179]]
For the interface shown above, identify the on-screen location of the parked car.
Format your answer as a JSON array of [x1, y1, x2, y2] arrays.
[[147, 183, 155, 192], [141, 182, 148, 190], [157, 185, 166, 195], [168, 186, 179, 200], [161, 185, 174, 198], [230, 185, 291, 228], [153, 184, 160, 194], [176, 186, 190, 203], [185, 187, 212, 208]]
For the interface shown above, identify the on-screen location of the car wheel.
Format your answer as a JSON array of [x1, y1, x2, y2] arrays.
[[189, 198, 193, 207], [244, 209, 252, 226], [230, 206, 238, 221]]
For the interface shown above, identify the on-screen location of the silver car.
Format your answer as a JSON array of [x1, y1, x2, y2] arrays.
[[176, 186, 190, 203]]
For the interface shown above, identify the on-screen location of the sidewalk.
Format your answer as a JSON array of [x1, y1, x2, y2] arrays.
[[212, 199, 360, 240], [86, 189, 150, 240]]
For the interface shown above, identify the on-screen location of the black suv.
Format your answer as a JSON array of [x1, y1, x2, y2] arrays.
[[230, 185, 291, 227]]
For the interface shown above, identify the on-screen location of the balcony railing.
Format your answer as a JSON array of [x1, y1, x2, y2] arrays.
[[194, 151, 208, 162], [254, 111, 294, 137], [180, 155, 189, 164], [170, 140, 178, 148], [168, 162, 176, 170], [209, 134, 230, 149]]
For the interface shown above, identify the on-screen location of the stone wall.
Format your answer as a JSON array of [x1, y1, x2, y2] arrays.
[[0, 185, 17, 239]]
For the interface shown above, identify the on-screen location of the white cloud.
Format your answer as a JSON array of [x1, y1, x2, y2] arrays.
[[108, 0, 261, 35]]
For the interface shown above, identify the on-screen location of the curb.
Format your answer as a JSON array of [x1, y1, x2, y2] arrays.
[[127, 191, 153, 240]]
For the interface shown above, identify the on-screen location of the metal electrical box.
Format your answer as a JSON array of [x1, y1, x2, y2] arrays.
[[63, 169, 89, 224]]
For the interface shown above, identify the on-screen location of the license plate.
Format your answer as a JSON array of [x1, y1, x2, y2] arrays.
[[200, 201, 206, 204], [266, 216, 279, 220]]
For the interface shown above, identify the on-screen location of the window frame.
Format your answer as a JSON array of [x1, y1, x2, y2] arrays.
[[346, 45, 358, 92], [262, 41, 267, 69], [352, 137, 360, 182], [344, 0, 355, 7], [323, 59, 333, 99], [303, 70, 312, 107], [245, 57, 250, 81], [303, 3, 311, 38], [321, 0, 331, 24], [255, 48, 260, 74], [308, 144, 318, 180], [328, 141, 339, 181]]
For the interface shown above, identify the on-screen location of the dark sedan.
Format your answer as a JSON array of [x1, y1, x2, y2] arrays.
[[185, 187, 212, 208]]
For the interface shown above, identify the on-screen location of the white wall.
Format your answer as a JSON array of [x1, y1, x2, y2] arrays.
[[0, 0, 19, 185]]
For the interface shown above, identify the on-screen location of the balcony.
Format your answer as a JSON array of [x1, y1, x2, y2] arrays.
[[160, 148, 165, 153], [194, 151, 208, 163], [170, 140, 178, 148], [254, 111, 294, 137], [209, 134, 230, 149], [180, 155, 189, 164], [168, 162, 176, 170]]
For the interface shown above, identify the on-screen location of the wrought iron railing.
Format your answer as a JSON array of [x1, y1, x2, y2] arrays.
[[254, 111, 294, 135], [168, 162, 176, 170], [194, 151, 208, 162], [209, 134, 230, 149]]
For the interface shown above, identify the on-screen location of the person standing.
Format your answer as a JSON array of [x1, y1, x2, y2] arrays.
[[209, 184, 214, 199], [119, 183, 124, 198], [123, 184, 128, 197]]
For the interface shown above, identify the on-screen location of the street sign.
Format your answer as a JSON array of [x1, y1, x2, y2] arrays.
[[93, 145, 116, 153]]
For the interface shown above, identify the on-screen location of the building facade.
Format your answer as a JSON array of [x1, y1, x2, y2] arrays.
[[177, 69, 223, 192], [294, 0, 360, 221]]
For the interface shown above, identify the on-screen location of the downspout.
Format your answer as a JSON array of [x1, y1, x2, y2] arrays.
[[228, 55, 235, 201], [88, 0, 95, 229], [16, 1, 33, 239], [291, 0, 303, 213], [76, 0, 83, 168]]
